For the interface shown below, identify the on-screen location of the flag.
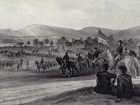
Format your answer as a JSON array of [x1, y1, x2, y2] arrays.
[[98, 36, 109, 46], [98, 29, 108, 41]]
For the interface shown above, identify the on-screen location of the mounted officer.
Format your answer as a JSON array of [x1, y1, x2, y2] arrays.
[[123, 47, 129, 56], [63, 52, 70, 67], [93, 47, 101, 63], [63, 52, 70, 62], [114, 40, 124, 68], [88, 50, 94, 60], [40, 58, 44, 65]]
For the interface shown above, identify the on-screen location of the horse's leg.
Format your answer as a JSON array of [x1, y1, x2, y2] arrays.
[[38, 67, 40, 72], [72, 68, 74, 77], [61, 68, 65, 75], [67, 67, 71, 78], [45, 67, 47, 72]]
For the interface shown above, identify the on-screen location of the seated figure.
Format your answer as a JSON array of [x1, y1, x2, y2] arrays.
[[115, 65, 135, 103], [94, 63, 116, 94]]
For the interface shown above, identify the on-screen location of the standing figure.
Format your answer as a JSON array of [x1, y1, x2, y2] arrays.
[[76, 53, 83, 71], [19, 58, 23, 70], [26, 60, 30, 70]]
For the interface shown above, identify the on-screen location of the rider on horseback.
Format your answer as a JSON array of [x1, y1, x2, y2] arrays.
[[114, 40, 124, 68], [40, 58, 45, 65], [93, 47, 101, 63], [88, 50, 94, 60], [63, 52, 70, 67]]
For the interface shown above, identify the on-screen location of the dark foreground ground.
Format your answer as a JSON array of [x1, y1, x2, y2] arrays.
[[23, 86, 140, 105]]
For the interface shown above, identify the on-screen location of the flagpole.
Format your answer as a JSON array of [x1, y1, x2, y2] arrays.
[[97, 36, 99, 49]]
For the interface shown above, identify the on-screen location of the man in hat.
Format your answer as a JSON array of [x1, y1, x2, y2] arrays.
[[115, 65, 135, 103], [123, 48, 129, 56], [94, 63, 116, 94], [63, 52, 70, 67], [63, 52, 70, 62], [40, 58, 44, 65]]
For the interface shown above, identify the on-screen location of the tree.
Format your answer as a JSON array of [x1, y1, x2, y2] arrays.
[[49, 41, 54, 51], [86, 37, 92, 42], [43, 39, 49, 45], [27, 41, 30, 46], [65, 40, 72, 47], [33, 39, 39, 46], [16, 42, 24, 47]]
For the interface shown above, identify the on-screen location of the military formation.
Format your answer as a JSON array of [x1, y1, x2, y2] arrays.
[[62, 40, 140, 103]]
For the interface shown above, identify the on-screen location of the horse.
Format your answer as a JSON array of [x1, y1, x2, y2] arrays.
[[35, 60, 47, 72], [56, 57, 78, 77], [84, 49, 109, 75], [106, 48, 140, 78]]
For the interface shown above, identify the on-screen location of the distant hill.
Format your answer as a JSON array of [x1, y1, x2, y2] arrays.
[[80, 26, 119, 36], [0, 24, 140, 42], [112, 26, 140, 40], [15, 24, 94, 40]]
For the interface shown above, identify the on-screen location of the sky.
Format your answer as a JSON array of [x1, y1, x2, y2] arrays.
[[0, 0, 140, 30]]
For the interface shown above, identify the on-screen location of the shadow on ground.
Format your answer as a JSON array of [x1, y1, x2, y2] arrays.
[[23, 85, 140, 105]]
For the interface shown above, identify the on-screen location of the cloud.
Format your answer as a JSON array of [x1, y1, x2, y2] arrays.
[[0, 0, 139, 30]]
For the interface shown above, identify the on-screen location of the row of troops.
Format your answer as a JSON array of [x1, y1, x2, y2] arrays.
[[0, 61, 14, 67], [63, 40, 139, 69], [17, 58, 58, 71], [0, 50, 26, 58]]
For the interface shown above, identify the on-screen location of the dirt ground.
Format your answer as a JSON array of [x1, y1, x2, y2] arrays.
[[0, 68, 139, 105], [0, 55, 139, 105], [24, 87, 140, 105]]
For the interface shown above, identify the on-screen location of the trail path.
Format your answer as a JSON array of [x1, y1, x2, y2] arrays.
[[0, 77, 140, 105]]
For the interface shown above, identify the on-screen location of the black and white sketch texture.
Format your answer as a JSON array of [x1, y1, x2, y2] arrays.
[[0, 0, 140, 105]]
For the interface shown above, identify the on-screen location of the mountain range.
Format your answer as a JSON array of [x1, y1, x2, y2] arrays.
[[0, 24, 139, 42]]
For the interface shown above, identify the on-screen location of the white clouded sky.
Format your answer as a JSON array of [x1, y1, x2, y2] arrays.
[[0, 0, 140, 30]]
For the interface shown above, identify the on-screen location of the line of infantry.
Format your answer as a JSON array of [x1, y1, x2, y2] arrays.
[[62, 40, 139, 103]]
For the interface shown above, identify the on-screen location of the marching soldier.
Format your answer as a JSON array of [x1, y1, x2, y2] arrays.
[[76, 53, 83, 70]]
